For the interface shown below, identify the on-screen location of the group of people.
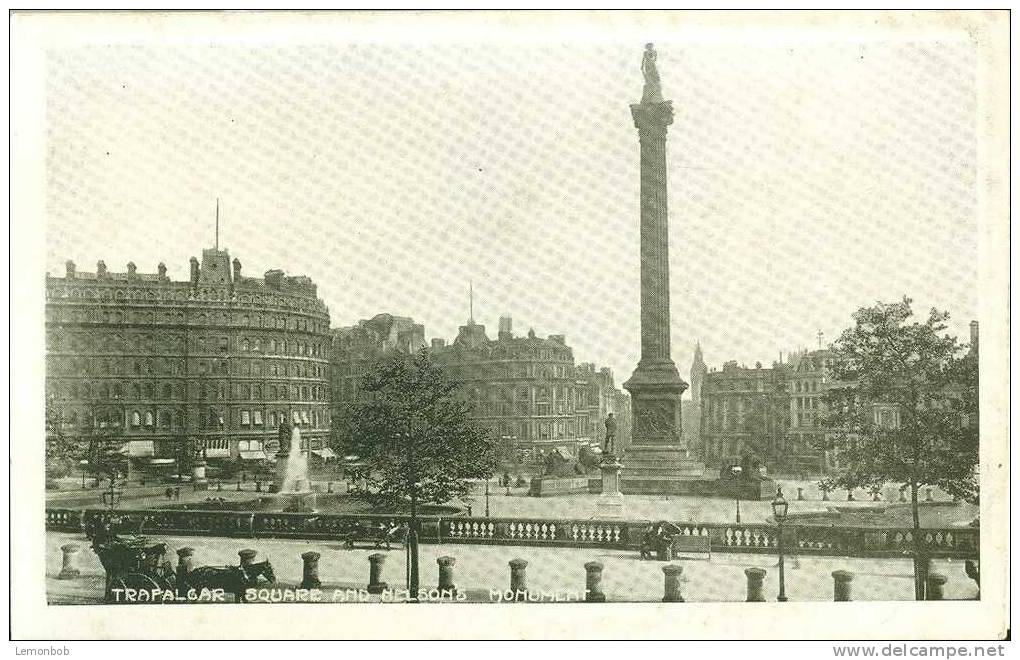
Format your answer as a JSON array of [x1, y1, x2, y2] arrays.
[[639, 523, 674, 560]]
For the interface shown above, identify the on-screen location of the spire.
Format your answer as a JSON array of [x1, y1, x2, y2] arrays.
[[215, 197, 220, 250], [469, 281, 474, 324], [817, 330, 824, 350]]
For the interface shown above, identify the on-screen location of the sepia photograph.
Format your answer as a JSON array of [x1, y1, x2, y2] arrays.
[[8, 9, 1010, 642]]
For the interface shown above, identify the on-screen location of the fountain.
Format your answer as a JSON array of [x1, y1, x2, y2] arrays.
[[274, 422, 316, 512]]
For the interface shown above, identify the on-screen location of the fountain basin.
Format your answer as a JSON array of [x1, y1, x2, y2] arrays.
[[281, 492, 316, 513]]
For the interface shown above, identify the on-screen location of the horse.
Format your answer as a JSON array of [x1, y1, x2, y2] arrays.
[[185, 560, 276, 603]]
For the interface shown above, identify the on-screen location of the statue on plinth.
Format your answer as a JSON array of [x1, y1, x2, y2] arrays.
[[602, 413, 617, 458], [640, 42, 663, 103], [277, 418, 292, 455]]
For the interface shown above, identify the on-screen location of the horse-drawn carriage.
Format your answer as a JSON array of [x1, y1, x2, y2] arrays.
[[84, 515, 176, 603], [84, 513, 276, 603]]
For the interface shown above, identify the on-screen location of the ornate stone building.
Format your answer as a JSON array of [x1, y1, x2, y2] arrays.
[[329, 313, 426, 422], [699, 348, 837, 476], [45, 245, 331, 473], [432, 315, 630, 465], [329, 312, 630, 468]]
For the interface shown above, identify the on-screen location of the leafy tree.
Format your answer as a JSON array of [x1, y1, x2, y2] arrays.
[[346, 348, 498, 510], [45, 397, 81, 481], [821, 298, 978, 599]]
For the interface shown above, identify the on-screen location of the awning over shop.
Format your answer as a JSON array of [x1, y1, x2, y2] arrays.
[[127, 441, 154, 457], [239, 450, 268, 461], [310, 448, 338, 460]]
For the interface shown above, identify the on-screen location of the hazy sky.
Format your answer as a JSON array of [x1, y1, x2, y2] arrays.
[[44, 26, 980, 389]]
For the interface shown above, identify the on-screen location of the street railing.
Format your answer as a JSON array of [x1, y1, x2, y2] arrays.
[[45, 507, 979, 559]]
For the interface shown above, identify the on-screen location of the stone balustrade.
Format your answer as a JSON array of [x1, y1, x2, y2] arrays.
[[45, 507, 979, 560]]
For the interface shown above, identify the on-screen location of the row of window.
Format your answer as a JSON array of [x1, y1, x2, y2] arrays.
[[48, 356, 327, 380], [48, 285, 324, 315], [49, 331, 325, 356], [46, 305, 327, 332], [49, 380, 326, 403]]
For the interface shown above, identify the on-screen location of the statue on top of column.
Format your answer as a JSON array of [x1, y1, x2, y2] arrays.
[[641, 43, 663, 104]]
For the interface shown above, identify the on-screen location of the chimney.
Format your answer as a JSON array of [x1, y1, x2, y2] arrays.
[[157, 262, 167, 280], [189, 256, 200, 285], [498, 315, 513, 340], [232, 258, 242, 281], [65, 260, 75, 278], [96, 260, 107, 278], [127, 262, 137, 279]]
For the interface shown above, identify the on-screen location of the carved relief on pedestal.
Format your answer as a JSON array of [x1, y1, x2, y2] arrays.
[[632, 399, 678, 439]]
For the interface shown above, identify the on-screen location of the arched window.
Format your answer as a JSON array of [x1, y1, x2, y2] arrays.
[[160, 410, 171, 427], [131, 411, 141, 427], [163, 383, 172, 399], [269, 412, 277, 427], [143, 383, 153, 399], [144, 411, 154, 426]]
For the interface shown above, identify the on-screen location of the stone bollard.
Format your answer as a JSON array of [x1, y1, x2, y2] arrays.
[[796, 487, 804, 501], [238, 549, 257, 569], [585, 561, 606, 603], [832, 570, 854, 601], [744, 567, 766, 602], [58, 543, 81, 579], [366, 553, 388, 594], [437, 556, 457, 595], [925, 487, 934, 502], [301, 551, 321, 589], [662, 564, 684, 603], [846, 489, 855, 501], [509, 558, 529, 601], [926, 572, 947, 600], [176, 547, 195, 591]]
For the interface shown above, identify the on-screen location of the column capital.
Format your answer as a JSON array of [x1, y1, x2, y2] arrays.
[[631, 101, 675, 133]]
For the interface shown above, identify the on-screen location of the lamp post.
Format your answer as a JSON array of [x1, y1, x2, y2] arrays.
[[404, 429, 420, 603], [772, 486, 789, 602], [731, 465, 743, 523], [485, 478, 490, 518]]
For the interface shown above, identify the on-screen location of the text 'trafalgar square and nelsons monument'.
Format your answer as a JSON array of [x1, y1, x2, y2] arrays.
[[620, 44, 708, 494]]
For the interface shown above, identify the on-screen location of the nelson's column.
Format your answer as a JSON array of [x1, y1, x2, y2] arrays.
[[620, 44, 706, 494]]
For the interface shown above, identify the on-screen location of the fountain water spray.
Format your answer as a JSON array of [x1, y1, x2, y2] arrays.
[[281, 425, 310, 494]]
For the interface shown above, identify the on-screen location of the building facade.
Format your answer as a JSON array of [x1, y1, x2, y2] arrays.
[[699, 349, 837, 476], [45, 246, 331, 473], [432, 316, 630, 466], [329, 313, 426, 409], [329, 312, 630, 468]]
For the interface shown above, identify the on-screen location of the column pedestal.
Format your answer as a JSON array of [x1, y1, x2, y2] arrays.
[[595, 457, 625, 518]]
